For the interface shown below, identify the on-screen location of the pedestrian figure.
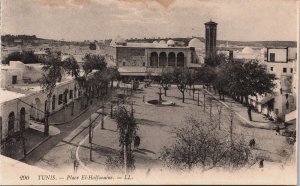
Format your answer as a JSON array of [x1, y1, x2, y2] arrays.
[[247, 105, 252, 121], [259, 159, 264, 168], [74, 160, 79, 174], [134, 136, 140, 149], [249, 138, 256, 148], [275, 125, 280, 135]]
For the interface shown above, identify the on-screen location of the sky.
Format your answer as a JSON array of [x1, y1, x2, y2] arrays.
[[1, 0, 298, 41]]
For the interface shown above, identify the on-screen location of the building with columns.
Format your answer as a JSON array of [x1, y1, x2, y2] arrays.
[[110, 38, 204, 79]]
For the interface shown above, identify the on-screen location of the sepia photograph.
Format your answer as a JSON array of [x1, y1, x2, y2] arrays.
[[0, 0, 299, 185]]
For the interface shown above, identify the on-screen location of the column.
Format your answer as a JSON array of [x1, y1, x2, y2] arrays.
[[157, 52, 160, 68], [166, 52, 169, 67]]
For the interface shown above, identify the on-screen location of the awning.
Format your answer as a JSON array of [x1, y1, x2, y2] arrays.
[[260, 96, 274, 104], [285, 110, 297, 123]]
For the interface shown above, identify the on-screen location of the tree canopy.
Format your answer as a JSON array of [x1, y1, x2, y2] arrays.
[[161, 117, 250, 171], [2, 51, 39, 64], [82, 54, 107, 76]]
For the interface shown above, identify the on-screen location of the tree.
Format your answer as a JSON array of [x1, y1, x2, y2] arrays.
[[114, 106, 138, 173], [82, 54, 107, 106], [196, 66, 216, 91], [160, 117, 250, 171], [173, 68, 190, 103], [204, 53, 228, 67], [40, 52, 79, 135], [63, 56, 80, 115], [89, 42, 97, 50], [213, 62, 231, 100], [226, 60, 276, 120], [156, 69, 173, 96], [106, 67, 120, 89], [2, 51, 39, 64]]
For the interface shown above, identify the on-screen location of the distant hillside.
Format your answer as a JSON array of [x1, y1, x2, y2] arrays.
[[127, 37, 296, 48], [217, 40, 297, 48], [1, 34, 39, 42], [2, 34, 296, 48]]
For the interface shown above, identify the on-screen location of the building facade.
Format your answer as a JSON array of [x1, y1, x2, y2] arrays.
[[108, 38, 204, 79], [0, 61, 80, 142]]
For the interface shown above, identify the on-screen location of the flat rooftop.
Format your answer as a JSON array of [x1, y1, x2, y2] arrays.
[[0, 89, 26, 103]]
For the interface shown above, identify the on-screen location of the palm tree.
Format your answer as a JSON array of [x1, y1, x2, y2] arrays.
[[115, 106, 138, 173], [63, 56, 80, 116], [82, 54, 107, 106], [40, 52, 79, 135]]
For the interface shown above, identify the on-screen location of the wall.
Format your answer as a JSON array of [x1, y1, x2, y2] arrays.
[[0, 68, 24, 89], [267, 48, 287, 62], [117, 47, 146, 67], [23, 64, 43, 82], [0, 98, 31, 140], [0, 78, 79, 141]]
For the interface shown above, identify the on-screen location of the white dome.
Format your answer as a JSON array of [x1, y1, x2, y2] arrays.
[[153, 41, 158, 44], [167, 40, 175, 46], [242, 47, 254, 54], [188, 38, 205, 49], [159, 40, 166, 44]]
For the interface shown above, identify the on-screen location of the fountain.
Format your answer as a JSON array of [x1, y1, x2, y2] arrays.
[[146, 87, 175, 106]]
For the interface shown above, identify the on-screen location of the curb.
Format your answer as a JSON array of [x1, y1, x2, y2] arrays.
[[49, 107, 89, 125], [26, 136, 51, 156], [75, 115, 109, 174]]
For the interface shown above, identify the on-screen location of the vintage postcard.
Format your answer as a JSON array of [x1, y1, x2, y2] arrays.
[[0, 0, 298, 185]]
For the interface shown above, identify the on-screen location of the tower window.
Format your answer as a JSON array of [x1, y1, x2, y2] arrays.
[[270, 67, 273, 71], [270, 53, 275, 62], [123, 62, 126, 66], [283, 68, 287, 73], [291, 68, 293, 73]]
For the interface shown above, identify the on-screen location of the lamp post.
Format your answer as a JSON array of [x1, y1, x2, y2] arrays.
[[89, 116, 93, 161], [197, 89, 200, 106]]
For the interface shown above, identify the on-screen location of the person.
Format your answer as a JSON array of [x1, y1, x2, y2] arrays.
[[247, 105, 252, 121], [259, 159, 264, 168], [134, 136, 141, 149], [275, 125, 280, 135], [74, 159, 79, 174], [249, 138, 255, 148]]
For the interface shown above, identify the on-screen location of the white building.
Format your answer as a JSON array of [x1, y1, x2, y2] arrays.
[[0, 61, 80, 142], [248, 47, 297, 121]]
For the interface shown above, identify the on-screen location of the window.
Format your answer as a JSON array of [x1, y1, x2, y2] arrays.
[[291, 68, 293, 73], [270, 67, 273, 71], [12, 76, 17, 84], [143, 62, 145, 66], [69, 90, 73, 99], [123, 62, 126, 66], [58, 94, 63, 105], [283, 68, 287, 73], [270, 53, 275, 62]]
